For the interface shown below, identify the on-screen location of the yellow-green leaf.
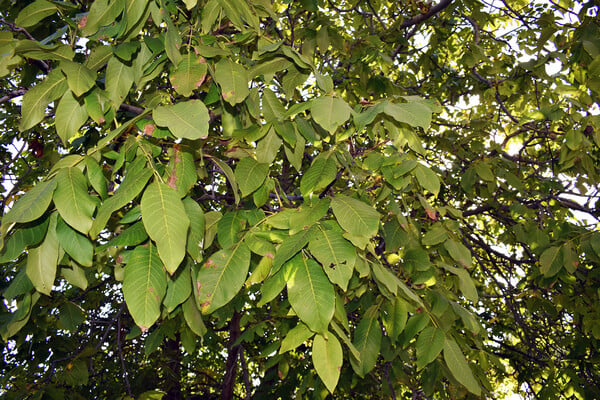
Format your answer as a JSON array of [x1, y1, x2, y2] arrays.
[[141, 182, 190, 275], [313, 333, 343, 393]]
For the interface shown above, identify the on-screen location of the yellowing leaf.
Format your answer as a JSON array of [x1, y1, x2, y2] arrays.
[[310, 96, 351, 133], [153, 100, 210, 140], [196, 242, 251, 313], [313, 333, 343, 393], [213, 58, 249, 105], [170, 52, 207, 97]]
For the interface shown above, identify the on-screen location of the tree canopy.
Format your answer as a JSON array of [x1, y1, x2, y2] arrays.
[[0, 0, 599, 399]]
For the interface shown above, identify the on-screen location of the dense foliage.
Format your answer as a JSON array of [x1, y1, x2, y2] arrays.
[[1, 0, 599, 398]]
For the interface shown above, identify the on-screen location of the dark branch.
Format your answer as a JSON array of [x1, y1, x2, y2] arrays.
[[400, 0, 454, 28]]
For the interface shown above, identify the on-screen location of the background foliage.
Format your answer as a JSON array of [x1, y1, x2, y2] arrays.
[[1, 0, 599, 399]]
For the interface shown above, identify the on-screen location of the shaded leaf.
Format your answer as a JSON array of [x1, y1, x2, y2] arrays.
[[443, 337, 481, 395]]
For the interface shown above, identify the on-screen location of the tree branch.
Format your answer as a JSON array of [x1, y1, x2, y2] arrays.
[[400, 0, 454, 28]]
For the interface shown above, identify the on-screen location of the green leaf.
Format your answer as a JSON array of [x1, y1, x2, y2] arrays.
[[255, 127, 283, 164], [61, 264, 88, 290], [300, 157, 337, 198], [183, 198, 205, 261], [210, 157, 240, 204], [350, 309, 382, 378], [170, 52, 207, 97], [213, 58, 249, 105], [84, 156, 108, 199], [26, 213, 59, 296], [313, 333, 343, 393], [444, 239, 473, 268], [289, 198, 330, 235], [382, 297, 408, 341], [90, 168, 153, 238], [0, 217, 49, 263], [279, 322, 314, 353], [443, 337, 481, 395], [234, 157, 269, 197], [81, 0, 125, 37], [2, 270, 34, 301], [20, 68, 67, 131], [416, 326, 445, 370], [309, 222, 356, 290], [182, 296, 207, 337], [141, 182, 190, 275], [106, 56, 134, 107], [331, 194, 380, 239], [163, 262, 192, 313], [55, 217, 93, 267], [196, 242, 251, 313], [164, 15, 182, 65], [164, 148, 197, 197], [272, 227, 315, 273], [153, 100, 210, 140], [286, 253, 335, 333], [422, 225, 447, 246], [262, 88, 286, 122], [383, 101, 432, 129], [310, 96, 351, 133], [123, 244, 167, 331], [15, 0, 57, 27], [441, 263, 478, 302], [59, 302, 85, 332], [61, 61, 96, 96], [414, 164, 440, 197], [217, 211, 246, 248], [474, 161, 495, 181], [3, 179, 56, 225], [54, 168, 96, 234], [55, 91, 88, 145], [539, 246, 562, 277]]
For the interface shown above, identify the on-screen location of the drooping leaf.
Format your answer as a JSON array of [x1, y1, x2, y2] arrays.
[[213, 58, 249, 105], [310, 96, 351, 134], [170, 52, 207, 97], [331, 194, 380, 239], [55, 91, 88, 144], [443, 337, 481, 395], [3, 179, 56, 225], [90, 168, 152, 238], [196, 242, 251, 313], [183, 296, 207, 337], [444, 239, 473, 268], [234, 157, 269, 197], [309, 222, 356, 290], [313, 333, 343, 393], [416, 326, 445, 370], [539, 246, 563, 277], [163, 261, 192, 313], [350, 308, 382, 378], [382, 297, 408, 341], [53, 168, 96, 234], [55, 217, 93, 267], [106, 56, 134, 107], [15, 0, 57, 27], [300, 157, 337, 198], [0, 217, 49, 263], [217, 211, 246, 249], [414, 164, 440, 197], [383, 101, 432, 129], [272, 226, 315, 273], [182, 198, 205, 261], [279, 322, 314, 353], [61, 61, 96, 97], [26, 213, 59, 296], [286, 253, 335, 333], [123, 244, 167, 331], [19, 68, 67, 131], [141, 182, 190, 275], [153, 100, 210, 140], [81, 0, 126, 37]]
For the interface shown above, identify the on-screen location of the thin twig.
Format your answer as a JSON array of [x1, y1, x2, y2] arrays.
[[117, 309, 133, 397]]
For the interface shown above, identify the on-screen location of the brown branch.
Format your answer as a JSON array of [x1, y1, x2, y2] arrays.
[[400, 0, 454, 28], [0, 88, 27, 104], [221, 311, 242, 400]]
